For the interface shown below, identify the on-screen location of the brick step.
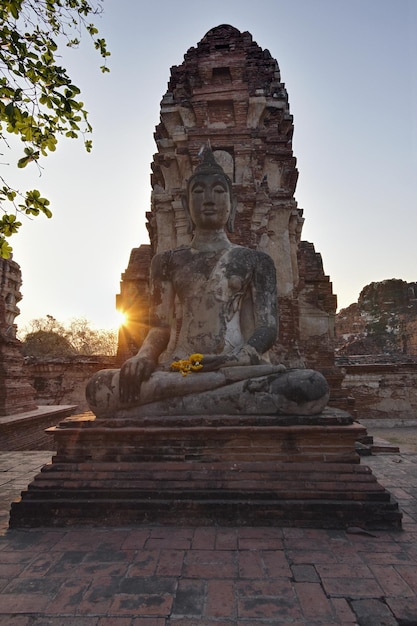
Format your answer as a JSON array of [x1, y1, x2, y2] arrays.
[[10, 497, 401, 530], [21, 488, 391, 502], [37, 460, 376, 478], [29, 469, 388, 496]]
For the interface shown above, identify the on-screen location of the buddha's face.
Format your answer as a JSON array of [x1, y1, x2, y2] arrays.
[[188, 173, 232, 230]]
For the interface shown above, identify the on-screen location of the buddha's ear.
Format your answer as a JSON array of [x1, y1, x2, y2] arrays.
[[181, 192, 194, 234], [226, 195, 237, 233]]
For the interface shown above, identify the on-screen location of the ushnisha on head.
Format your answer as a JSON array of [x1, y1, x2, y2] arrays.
[[184, 145, 236, 233]]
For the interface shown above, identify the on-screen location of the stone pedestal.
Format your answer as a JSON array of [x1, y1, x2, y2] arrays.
[[9, 409, 402, 529]]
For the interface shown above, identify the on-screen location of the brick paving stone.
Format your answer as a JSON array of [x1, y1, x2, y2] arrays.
[[0, 593, 52, 614], [238, 595, 302, 621], [156, 549, 185, 576], [183, 549, 237, 578], [321, 575, 383, 598], [0, 561, 27, 578], [238, 527, 284, 540], [287, 549, 338, 564], [215, 528, 238, 550], [238, 550, 264, 578], [238, 535, 284, 550], [191, 526, 217, 550], [110, 593, 173, 616], [126, 549, 160, 577], [291, 563, 320, 582], [0, 550, 32, 564], [146, 528, 193, 550], [39, 549, 86, 578], [44, 577, 91, 615], [369, 563, 415, 597], [331, 597, 358, 623], [73, 558, 129, 579], [171, 578, 205, 617], [51, 529, 121, 552], [330, 543, 368, 564], [262, 550, 292, 578], [5, 529, 65, 552], [121, 528, 152, 550], [236, 579, 302, 621], [387, 596, 417, 622], [392, 563, 417, 589], [294, 581, 335, 621], [350, 598, 398, 625], [315, 563, 374, 579], [206, 579, 236, 618]]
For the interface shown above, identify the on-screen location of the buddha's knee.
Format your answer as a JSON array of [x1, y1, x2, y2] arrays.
[[86, 368, 120, 417], [271, 369, 329, 405]]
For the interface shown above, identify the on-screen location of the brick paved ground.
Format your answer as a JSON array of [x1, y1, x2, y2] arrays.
[[0, 447, 416, 625]]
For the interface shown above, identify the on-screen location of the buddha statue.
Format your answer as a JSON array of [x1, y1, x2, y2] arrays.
[[86, 147, 329, 418]]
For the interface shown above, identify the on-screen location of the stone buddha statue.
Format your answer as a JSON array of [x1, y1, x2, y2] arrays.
[[86, 148, 329, 418]]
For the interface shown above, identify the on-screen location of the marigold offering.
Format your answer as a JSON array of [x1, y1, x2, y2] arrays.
[[171, 353, 203, 376]]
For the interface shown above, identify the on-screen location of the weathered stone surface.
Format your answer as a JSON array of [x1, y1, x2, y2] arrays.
[[91, 146, 330, 418], [116, 25, 337, 376]]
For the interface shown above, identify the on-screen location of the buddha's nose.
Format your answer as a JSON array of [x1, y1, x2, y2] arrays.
[[203, 188, 214, 203]]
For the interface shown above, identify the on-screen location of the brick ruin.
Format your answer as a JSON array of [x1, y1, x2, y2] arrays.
[[335, 279, 417, 423], [0, 256, 37, 415], [117, 24, 338, 388], [336, 279, 417, 356]]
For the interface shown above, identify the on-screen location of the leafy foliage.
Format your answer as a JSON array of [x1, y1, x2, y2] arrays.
[[0, 0, 110, 257], [20, 314, 118, 356], [22, 328, 75, 356]]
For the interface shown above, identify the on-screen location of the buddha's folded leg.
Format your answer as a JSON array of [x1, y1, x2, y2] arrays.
[[115, 368, 329, 418], [86, 364, 285, 418]]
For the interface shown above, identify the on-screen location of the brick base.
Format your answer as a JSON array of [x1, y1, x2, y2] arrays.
[[9, 410, 402, 530]]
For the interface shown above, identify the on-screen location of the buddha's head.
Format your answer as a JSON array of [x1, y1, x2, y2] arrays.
[[184, 146, 236, 233]]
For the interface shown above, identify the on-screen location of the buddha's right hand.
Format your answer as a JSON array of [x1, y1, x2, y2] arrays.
[[119, 355, 156, 404]]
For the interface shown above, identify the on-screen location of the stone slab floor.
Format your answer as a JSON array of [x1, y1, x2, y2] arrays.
[[0, 438, 417, 625]]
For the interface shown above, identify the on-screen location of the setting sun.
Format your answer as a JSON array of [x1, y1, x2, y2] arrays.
[[115, 310, 127, 328]]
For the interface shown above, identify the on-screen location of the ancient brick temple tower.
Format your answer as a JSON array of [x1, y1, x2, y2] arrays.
[[117, 25, 337, 377]]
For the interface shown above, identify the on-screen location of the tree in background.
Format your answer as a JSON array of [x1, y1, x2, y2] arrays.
[[0, 0, 109, 258], [21, 314, 117, 356]]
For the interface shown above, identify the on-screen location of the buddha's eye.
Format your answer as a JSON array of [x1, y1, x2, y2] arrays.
[[192, 185, 204, 194], [213, 185, 226, 194]]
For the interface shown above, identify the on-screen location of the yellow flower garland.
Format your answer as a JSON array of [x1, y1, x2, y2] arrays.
[[170, 353, 203, 376]]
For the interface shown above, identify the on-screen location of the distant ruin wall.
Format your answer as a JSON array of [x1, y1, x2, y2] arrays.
[[24, 356, 117, 413], [339, 360, 417, 423]]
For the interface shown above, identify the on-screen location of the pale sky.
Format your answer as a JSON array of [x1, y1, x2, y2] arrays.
[[8, 0, 417, 332]]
